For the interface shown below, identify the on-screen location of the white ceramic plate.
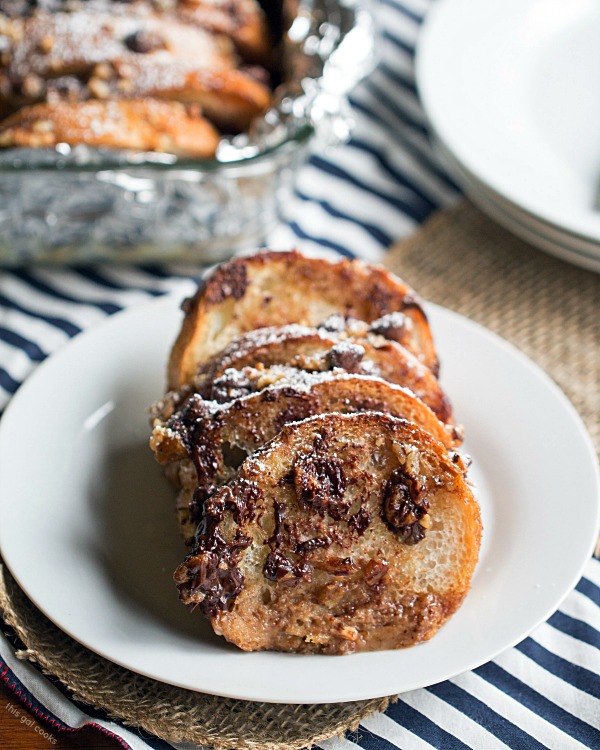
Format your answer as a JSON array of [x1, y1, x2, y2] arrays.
[[0, 296, 598, 704], [434, 138, 600, 273], [416, 0, 600, 247]]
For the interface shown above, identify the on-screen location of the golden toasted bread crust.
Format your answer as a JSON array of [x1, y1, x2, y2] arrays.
[[167, 250, 438, 389], [174, 413, 481, 654]]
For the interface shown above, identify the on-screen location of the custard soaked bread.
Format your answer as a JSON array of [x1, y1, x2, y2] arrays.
[[174, 412, 481, 654], [150, 369, 462, 544], [167, 250, 439, 389]]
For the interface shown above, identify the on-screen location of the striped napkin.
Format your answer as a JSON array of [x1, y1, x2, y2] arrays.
[[1, 1, 599, 749]]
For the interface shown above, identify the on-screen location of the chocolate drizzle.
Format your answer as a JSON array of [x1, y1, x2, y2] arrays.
[[174, 478, 262, 615]]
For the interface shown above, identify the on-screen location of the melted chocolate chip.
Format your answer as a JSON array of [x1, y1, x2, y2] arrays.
[[124, 29, 167, 54], [210, 368, 254, 403], [176, 479, 263, 615], [327, 342, 365, 373], [218, 480, 261, 525], [269, 501, 287, 548], [175, 534, 250, 616], [189, 485, 212, 527], [369, 312, 411, 346], [176, 519, 252, 610], [293, 454, 347, 518], [191, 437, 220, 496], [382, 468, 429, 545], [169, 393, 213, 448], [347, 505, 371, 534]]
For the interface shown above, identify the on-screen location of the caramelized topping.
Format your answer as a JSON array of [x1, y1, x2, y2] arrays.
[[364, 558, 389, 587]]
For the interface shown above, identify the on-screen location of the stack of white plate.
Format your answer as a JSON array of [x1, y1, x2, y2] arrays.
[[416, 0, 600, 273]]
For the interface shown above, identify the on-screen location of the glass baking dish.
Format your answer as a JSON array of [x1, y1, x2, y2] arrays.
[[0, 0, 374, 265]]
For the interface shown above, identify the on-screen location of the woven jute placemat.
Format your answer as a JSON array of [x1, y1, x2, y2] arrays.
[[0, 564, 392, 749], [385, 201, 600, 462]]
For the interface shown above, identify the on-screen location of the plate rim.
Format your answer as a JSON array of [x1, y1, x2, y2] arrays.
[[432, 138, 600, 273]]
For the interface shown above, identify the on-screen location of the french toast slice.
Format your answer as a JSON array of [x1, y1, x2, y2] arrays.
[[150, 369, 463, 544], [0, 99, 220, 156], [108, 60, 271, 132], [167, 250, 438, 389], [179, 322, 452, 423], [174, 412, 481, 654]]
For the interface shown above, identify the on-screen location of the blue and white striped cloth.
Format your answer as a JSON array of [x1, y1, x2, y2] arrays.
[[1, 1, 599, 748]]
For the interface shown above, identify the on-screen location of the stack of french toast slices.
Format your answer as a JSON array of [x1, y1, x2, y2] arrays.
[[0, 0, 275, 156], [150, 250, 481, 654]]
